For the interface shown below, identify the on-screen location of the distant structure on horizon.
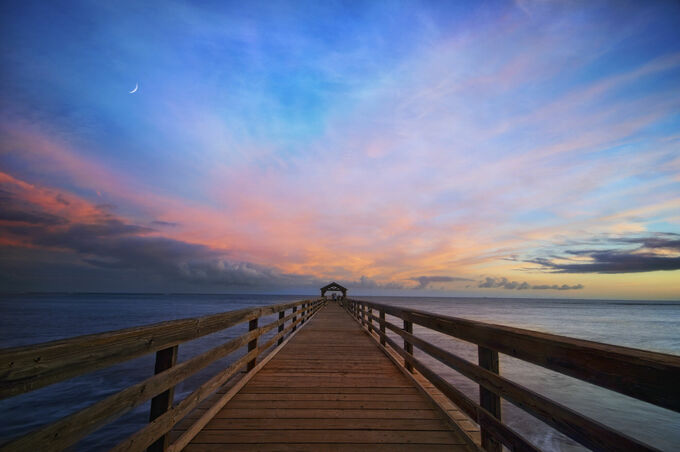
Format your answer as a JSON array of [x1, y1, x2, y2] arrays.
[[320, 281, 347, 300]]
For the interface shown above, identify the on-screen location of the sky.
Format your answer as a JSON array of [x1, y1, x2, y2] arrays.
[[1, 0, 679, 299]]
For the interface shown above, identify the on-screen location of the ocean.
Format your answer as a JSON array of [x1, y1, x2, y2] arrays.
[[0, 294, 678, 451]]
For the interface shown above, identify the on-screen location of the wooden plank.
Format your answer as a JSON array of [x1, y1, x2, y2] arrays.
[[379, 330, 539, 452], [224, 400, 434, 409], [188, 429, 464, 444], [238, 386, 421, 394], [381, 316, 658, 452], [185, 408, 442, 420], [108, 304, 325, 452], [2, 328, 263, 452], [232, 393, 424, 401], [358, 299, 680, 412], [184, 418, 452, 431], [109, 350, 256, 452], [356, 314, 481, 452], [182, 302, 470, 451], [0, 299, 322, 398], [184, 444, 460, 452], [166, 305, 323, 452]]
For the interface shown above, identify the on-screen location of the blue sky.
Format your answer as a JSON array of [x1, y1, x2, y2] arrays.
[[1, 1, 679, 297]]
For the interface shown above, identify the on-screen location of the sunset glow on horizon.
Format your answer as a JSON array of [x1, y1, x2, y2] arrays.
[[1, 1, 679, 298]]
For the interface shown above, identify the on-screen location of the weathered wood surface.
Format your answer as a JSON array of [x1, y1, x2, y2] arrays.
[[110, 304, 322, 452], [1, 302, 323, 452], [355, 300, 680, 413], [175, 302, 473, 451], [0, 299, 318, 398], [374, 316, 655, 451]]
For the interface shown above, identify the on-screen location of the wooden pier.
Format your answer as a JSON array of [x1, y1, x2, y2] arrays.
[[1, 290, 679, 452], [176, 302, 471, 451]]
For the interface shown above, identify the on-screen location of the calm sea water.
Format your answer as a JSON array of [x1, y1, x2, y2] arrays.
[[0, 294, 678, 451]]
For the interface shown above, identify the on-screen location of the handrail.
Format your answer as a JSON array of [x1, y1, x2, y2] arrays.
[[0, 298, 326, 452], [0, 299, 316, 398], [344, 298, 678, 452]]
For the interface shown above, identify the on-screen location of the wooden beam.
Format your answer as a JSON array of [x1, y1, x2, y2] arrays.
[[0, 327, 263, 452], [377, 330, 539, 452], [167, 303, 322, 452], [277, 311, 285, 345], [109, 302, 324, 452], [374, 314, 658, 452], [247, 319, 259, 372], [404, 320, 413, 373], [0, 299, 320, 399], [379, 311, 386, 346], [478, 347, 500, 452], [148, 346, 178, 452], [357, 300, 680, 412]]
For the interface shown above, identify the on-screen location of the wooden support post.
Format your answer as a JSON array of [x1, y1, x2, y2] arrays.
[[367, 307, 373, 334], [277, 310, 285, 345], [360, 304, 365, 326], [403, 320, 413, 373], [301, 303, 306, 324], [479, 346, 502, 452], [147, 345, 178, 452], [292, 306, 298, 332], [379, 311, 386, 346], [247, 318, 258, 372]]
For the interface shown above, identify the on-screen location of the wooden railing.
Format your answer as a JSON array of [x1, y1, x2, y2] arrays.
[[343, 298, 680, 452], [0, 298, 326, 452]]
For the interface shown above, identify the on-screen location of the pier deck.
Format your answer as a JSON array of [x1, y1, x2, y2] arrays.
[[5, 295, 676, 452], [178, 302, 471, 451]]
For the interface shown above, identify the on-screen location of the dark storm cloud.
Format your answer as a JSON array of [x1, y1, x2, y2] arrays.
[[411, 275, 473, 289], [615, 234, 680, 251], [478, 277, 583, 291], [530, 251, 680, 273], [528, 233, 680, 274], [0, 190, 320, 290], [0, 207, 67, 226]]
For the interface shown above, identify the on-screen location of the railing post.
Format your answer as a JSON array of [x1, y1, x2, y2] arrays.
[[379, 310, 386, 346], [367, 307, 373, 334], [292, 305, 298, 332], [147, 345, 178, 452], [277, 310, 285, 345], [479, 346, 502, 452], [403, 320, 413, 373], [247, 318, 258, 372], [360, 303, 365, 326]]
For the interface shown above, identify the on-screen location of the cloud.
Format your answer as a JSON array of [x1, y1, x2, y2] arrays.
[[339, 275, 405, 290], [532, 251, 680, 274], [478, 277, 583, 291], [0, 174, 322, 291], [528, 233, 680, 274], [531, 284, 584, 290], [411, 275, 473, 289]]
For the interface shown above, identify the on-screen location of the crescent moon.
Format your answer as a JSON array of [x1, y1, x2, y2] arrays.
[[129, 83, 138, 94]]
